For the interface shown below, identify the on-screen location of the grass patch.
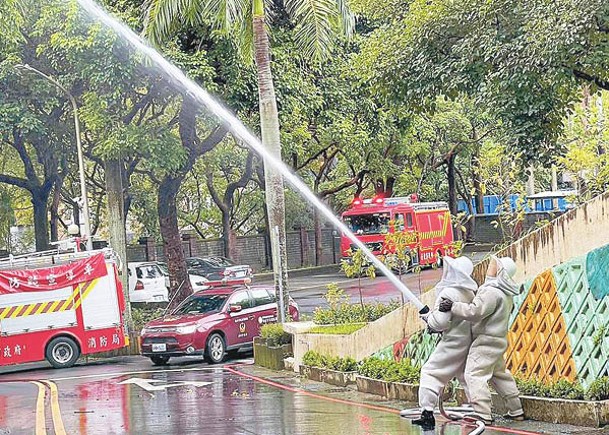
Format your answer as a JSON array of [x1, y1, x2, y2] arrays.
[[308, 323, 366, 335]]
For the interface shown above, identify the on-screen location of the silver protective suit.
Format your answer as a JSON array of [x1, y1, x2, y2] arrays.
[[451, 262, 524, 420], [418, 258, 477, 411]]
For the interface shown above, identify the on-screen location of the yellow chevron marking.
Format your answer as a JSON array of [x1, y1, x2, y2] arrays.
[[48, 299, 61, 313], [35, 302, 49, 315], [22, 303, 37, 317], [10, 305, 25, 318], [0, 306, 12, 319], [3, 279, 101, 319], [58, 285, 81, 311], [80, 278, 98, 302]]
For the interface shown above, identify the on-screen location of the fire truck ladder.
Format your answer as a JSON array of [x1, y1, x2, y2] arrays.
[[412, 202, 449, 211], [0, 247, 117, 271]]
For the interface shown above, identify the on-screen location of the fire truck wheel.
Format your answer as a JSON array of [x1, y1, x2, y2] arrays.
[[205, 333, 226, 364], [46, 336, 80, 369], [150, 356, 170, 366]]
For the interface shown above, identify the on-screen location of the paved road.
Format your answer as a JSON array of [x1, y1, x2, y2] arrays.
[[259, 250, 489, 314], [264, 268, 443, 315], [0, 356, 533, 435]]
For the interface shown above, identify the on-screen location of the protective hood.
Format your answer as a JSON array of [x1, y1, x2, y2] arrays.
[[435, 256, 478, 292], [483, 256, 520, 296]]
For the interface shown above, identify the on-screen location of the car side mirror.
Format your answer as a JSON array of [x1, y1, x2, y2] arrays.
[[229, 305, 242, 313]]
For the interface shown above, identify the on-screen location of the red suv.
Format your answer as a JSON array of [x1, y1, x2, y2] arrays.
[[140, 286, 299, 365]]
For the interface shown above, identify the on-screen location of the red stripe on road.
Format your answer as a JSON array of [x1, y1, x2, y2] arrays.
[[224, 365, 542, 435]]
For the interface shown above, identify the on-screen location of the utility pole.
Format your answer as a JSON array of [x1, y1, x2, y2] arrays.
[[15, 64, 93, 251]]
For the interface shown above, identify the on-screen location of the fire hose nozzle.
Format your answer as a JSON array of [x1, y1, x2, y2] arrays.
[[418, 305, 430, 315]]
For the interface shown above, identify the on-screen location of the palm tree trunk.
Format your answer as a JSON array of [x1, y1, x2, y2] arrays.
[[253, 0, 290, 319]]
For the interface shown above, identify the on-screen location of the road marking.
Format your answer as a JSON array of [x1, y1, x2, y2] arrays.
[[118, 377, 212, 392], [30, 381, 47, 435], [41, 380, 66, 435], [48, 366, 222, 382]]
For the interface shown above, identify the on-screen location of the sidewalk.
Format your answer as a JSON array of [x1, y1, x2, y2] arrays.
[[236, 364, 609, 435]]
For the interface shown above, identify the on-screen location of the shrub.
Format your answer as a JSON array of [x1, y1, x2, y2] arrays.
[[586, 377, 609, 401], [515, 377, 550, 397], [515, 376, 584, 400], [302, 350, 324, 368], [358, 357, 420, 384], [548, 379, 585, 400], [301, 351, 358, 372], [260, 323, 291, 347], [313, 301, 399, 325], [132, 306, 166, 332], [307, 323, 366, 335]]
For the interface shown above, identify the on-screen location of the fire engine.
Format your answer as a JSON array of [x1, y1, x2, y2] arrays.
[[341, 195, 455, 268], [0, 247, 128, 369]]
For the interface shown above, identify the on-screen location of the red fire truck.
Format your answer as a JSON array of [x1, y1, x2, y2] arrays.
[[0, 248, 128, 369], [341, 195, 455, 268]]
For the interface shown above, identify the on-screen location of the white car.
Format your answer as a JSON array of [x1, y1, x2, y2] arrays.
[[157, 262, 210, 293], [127, 262, 169, 303], [189, 273, 211, 292]]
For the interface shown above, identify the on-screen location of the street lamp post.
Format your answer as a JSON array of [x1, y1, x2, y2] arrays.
[[15, 64, 94, 251]]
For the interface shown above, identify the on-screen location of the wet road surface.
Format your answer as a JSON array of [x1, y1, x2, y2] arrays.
[[264, 268, 444, 315], [0, 357, 536, 435]]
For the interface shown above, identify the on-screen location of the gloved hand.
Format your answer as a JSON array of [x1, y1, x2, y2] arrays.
[[438, 297, 453, 312], [427, 325, 441, 335]]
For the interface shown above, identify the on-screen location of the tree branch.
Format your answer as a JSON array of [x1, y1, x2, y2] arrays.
[[573, 69, 609, 91]]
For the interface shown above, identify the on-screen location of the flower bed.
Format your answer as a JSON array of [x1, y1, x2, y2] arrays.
[[355, 376, 419, 402], [300, 366, 357, 387], [254, 324, 293, 370]]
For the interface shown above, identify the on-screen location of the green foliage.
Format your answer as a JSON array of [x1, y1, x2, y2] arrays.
[[302, 351, 358, 372], [593, 325, 607, 347], [341, 248, 376, 279], [313, 283, 399, 324], [260, 323, 292, 346], [354, 0, 609, 161], [515, 376, 584, 400], [308, 323, 366, 335], [586, 377, 609, 401], [357, 357, 420, 384], [381, 223, 418, 274], [132, 306, 166, 331]]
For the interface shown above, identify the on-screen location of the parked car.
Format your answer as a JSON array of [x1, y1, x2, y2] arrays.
[[127, 262, 169, 303], [186, 257, 253, 287], [140, 285, 299, 365], [157, 262, 211, 293]]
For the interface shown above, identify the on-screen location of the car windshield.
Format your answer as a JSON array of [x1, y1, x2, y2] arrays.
[[173, 295, 229, 315], [343, 213, 390, 235], [136, 265, 163, 279], [209, 257, 234, 267]]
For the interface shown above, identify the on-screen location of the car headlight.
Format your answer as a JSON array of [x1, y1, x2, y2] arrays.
[[140, 328, 151, 335], [176, 325, 197, 334]]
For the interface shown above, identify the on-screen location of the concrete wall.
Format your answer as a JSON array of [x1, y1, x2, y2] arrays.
[[288, 291, 436, 370], [472, 191, 609, 284]]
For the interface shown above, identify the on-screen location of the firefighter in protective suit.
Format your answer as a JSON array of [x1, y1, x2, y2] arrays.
[[440, 256, 524, 425], [407, 256, 477, 429]]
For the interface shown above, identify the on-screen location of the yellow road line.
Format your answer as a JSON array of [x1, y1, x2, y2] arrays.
[[41, 380, 66, 435], [30, 381, 47, 435]]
